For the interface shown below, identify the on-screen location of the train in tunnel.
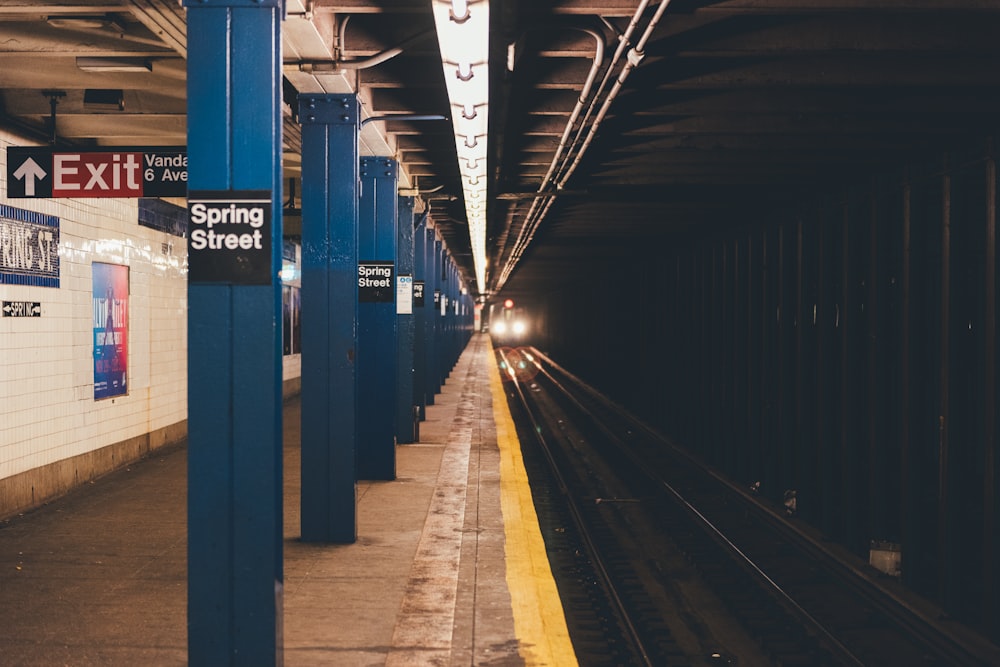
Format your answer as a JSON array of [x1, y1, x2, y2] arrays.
[[485, 298, 532, 345]]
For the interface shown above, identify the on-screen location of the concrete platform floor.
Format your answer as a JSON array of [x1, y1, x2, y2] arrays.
[[0, 335, 551, 666]]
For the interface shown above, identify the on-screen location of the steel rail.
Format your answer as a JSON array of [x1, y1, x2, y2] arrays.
[[497, 347, 655, 667], [526, 344, 1000, 667]]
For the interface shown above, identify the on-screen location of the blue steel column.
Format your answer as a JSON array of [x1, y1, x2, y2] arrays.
[[433, 236, 445, 392], [357, 157, 398, 480], [446, 259, 457, 367], [413, 216, 427, 420], [424, 227, 439, 405], [453, 269, 460, 358], [395, 197, 416, 443], [451, 263, 460, 363], [298, 94, 359, 543], [444, 259, 454, 367], [184, 0, 283, 663]]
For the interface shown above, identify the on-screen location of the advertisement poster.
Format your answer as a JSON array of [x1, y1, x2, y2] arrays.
[[282, 285, 301, 356], [93, 263, 129, 400]]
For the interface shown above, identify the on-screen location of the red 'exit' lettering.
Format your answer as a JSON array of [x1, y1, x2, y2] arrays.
[[52, 153, 143, 197]]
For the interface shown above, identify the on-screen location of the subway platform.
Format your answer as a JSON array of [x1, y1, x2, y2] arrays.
[[0, 334, 576, 666]]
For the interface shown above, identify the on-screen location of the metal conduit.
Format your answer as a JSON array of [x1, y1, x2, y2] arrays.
[[291, 16, 433, 72], [558, 0, 672, 188], [539, 29, 606, 190], [553, 0, 652, 188], [497, 27, 605, 288], [335, 16, 436, 70], [497, 0, 671, 291], [497, 0, 658, 288]]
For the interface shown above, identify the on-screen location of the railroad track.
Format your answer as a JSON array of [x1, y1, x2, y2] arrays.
[[496, 345, 1000, 666]]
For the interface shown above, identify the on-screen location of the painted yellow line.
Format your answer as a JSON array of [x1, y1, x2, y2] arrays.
[[488, 342, 578, 667]]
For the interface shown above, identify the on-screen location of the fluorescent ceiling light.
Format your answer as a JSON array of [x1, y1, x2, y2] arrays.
[[48, 15, 125, 32], [432, 0, 489, 295], [77, 57, 152, 73]]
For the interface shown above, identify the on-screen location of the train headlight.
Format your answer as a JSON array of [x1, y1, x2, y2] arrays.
[[512, 320, 526, 335], [492, 320, 508, 335]]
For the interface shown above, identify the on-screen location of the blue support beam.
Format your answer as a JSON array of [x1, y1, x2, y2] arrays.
[[446, 260, 456, 366], [451, 267, 461, 359], [184, 0, 284, 663], [442, 258, 452, 370], [298, 93, 359, 544], [442, 245, 450, 374], [413, 215, 427, 421], [426, 232, 441, 403], [357, 157, 398, 480], [395, 197, 416, 444]]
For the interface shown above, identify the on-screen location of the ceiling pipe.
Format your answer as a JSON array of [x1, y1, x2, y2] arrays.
[[558, 0, 672, 188], [335, 14, 350, 62], [496, 1, 652, 288], [361, 114, 448, 127], [497, 0, 671, 290], [553, 0, 653, 188], [292, 17, 434, 72], [399, 183, 445, 196], [336, 16, 434, 71], [494, 26, 606, 288], [538, 28, 605, 192]]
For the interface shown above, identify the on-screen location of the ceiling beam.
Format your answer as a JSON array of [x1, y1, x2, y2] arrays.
[[634, 53, 1000, 88]]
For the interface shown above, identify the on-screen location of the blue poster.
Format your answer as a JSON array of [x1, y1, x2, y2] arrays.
[[93, 263, 129, 400]]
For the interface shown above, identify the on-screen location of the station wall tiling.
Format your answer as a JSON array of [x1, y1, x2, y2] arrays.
[[0, 129, 301, 482]]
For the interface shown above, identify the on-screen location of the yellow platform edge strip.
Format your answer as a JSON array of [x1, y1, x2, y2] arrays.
[[488, 342, 579, 667]]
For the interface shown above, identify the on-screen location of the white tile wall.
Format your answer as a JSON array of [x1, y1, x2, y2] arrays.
[[0, 131, 188, 480], [0, 130, 301, 483]]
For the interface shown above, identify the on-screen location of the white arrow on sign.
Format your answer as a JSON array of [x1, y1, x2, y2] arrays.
[[2, 301, 42, 316], [13, 157, 47, 196]]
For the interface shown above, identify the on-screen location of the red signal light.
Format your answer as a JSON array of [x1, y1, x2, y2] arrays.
[[503, 298, 514, 309]]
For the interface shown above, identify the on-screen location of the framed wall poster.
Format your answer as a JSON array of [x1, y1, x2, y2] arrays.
[[93, 262, 129, 400]]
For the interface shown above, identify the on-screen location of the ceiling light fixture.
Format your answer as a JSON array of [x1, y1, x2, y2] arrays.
[[456, 62, 475, 81], [432, 0, 489, 295], [83, 89, 126, 111], [76, 57, 152, 73], [450, 0, 471, 24], [47, 14, 125, 33]]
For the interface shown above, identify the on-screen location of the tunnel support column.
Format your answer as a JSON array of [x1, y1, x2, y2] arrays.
[[433, 235, 445, 393], [425, 226, 440, 405], [396, 196, 417, 444], [298, 93, 360, 543], [448, 260, 460, 365], [357, 157, 399, 480], [413, 215, 428, 420], [184, 0, 284, 663]]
